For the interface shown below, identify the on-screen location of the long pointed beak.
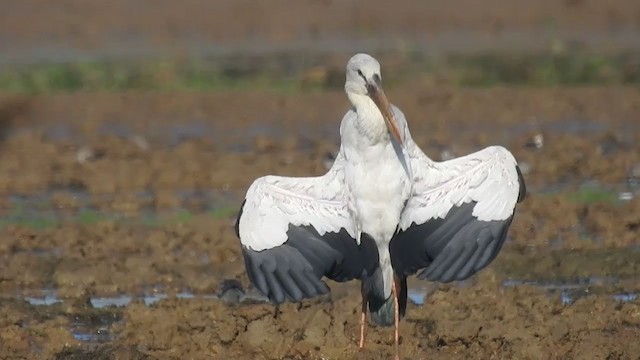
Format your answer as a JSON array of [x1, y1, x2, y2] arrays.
[[367, 76, 403, 145]]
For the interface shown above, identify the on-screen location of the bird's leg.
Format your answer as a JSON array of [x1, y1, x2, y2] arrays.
[[359, 290, 368, 350], [392, 278, 400, 360]]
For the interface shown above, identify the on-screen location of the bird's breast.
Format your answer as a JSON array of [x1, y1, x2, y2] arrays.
[[344, 142, 412, 245]]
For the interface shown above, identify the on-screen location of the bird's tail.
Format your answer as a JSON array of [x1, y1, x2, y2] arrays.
[[364, 275, 407, 327]]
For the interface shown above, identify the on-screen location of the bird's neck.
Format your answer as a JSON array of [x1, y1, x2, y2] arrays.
[[347, 92, 389, 144]]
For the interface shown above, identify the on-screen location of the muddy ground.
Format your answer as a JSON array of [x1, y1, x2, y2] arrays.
[[2, 1, 640, 359], [0, 87, 639, 360]]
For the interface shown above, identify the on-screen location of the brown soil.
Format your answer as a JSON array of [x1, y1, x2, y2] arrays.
[[0, 86, 639, 360], [1, 87, 639, 195]]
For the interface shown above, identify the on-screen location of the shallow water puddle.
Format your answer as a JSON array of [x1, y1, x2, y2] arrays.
[[70, 312, 122, 342], [12, 280, 271, 343], [14, 289, 231, 344], [88, 292, 203, 308], [407, 276, 639, 306], [9, 274, 639, 346], [24, 289, 62, 306], [501, 277, 639, 305], [20, 289, 264, 310]]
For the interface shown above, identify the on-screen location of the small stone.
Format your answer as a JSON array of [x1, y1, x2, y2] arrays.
[[131, 135, 150, 151], [525, 133, 544, 149], [76, 146, 96, 164]]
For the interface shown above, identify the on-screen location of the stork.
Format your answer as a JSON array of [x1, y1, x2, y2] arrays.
[[235, 53, 526, 359]]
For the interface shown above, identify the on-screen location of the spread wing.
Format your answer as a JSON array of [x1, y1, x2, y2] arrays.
[[390, 144, 526, 283], [235, 157, 378, 303]]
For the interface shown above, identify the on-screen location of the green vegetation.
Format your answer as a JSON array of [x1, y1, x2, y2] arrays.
[[77, 209, 104, 225], [0, 52, 638, 94], [537, 186, 621, 205], [209, 206, 239, 219], [0, 216, 57, 230], [441, 53, 640, 86], [0, 61, 301, 94], [567, 187, 620, 204], [0, 205, 239, 230]]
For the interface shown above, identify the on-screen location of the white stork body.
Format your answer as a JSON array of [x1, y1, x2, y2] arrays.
[[341, 95, 412, 300], [235, 54, 526, 359]]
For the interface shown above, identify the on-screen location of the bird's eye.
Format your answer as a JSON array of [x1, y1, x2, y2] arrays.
[[357, 70, 363, 77]]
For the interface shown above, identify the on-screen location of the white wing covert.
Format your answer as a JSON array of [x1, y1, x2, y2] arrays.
[[238, 174, 354, 251], [390, 145, 526, 283]]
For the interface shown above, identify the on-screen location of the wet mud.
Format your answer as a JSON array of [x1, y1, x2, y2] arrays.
[[0, 86, 639, 359]]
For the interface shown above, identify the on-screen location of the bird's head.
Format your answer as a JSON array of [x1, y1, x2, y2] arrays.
[[345, 53, 403, 145]]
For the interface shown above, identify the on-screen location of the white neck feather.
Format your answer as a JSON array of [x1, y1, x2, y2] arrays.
[[346, 91, 389, 144]]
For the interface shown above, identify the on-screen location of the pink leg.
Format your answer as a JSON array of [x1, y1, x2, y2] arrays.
[[392, 279, 400, 360], [359, 295, 367, 350]]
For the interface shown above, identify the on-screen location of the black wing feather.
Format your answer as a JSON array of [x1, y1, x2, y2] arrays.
[[390, 201, 513, 283], [239, 205, 379, 304]]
